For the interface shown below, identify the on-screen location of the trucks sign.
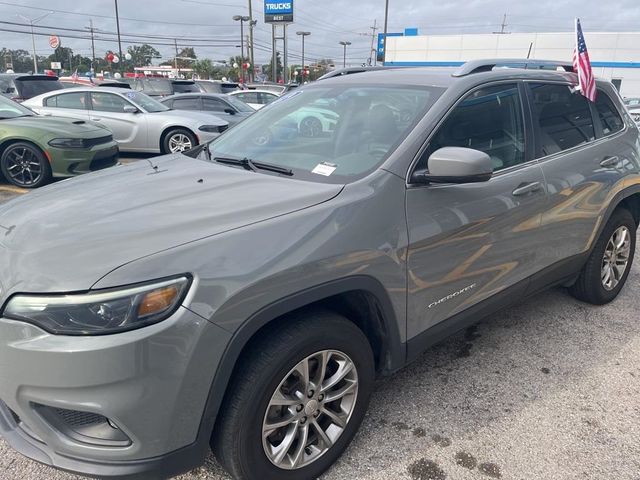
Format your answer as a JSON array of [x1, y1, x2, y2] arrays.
[[264, 1, 293, 23]]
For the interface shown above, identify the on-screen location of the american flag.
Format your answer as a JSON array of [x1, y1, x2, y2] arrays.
[[572, 18, 596, 102]]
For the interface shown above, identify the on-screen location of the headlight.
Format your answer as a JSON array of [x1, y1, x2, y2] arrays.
[[199, 125, 224, 133], [1, 275, 191, 336], [48, 138, 86, 149]]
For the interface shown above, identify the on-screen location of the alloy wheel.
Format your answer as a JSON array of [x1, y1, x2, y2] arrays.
[[262, 349, 359, 470], [4, 146, 44, 187], [167, 133, 193, 152], [601, 225, 631, 291]]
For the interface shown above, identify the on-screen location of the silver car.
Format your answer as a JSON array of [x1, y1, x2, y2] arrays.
[[23, 88, 229, 154]]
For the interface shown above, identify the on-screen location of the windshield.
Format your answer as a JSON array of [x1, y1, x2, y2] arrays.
[[209, 84, 444, 183], [123, 91, 170, 113], [0, 95, 34, 118], [196, 81, 222, 93], [226, 95, 255, 113]]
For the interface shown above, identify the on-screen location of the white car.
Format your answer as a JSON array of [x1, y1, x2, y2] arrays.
[[630, 107, 640, 125], [227, 89, 280, 110], [24, 88, 229, 153]]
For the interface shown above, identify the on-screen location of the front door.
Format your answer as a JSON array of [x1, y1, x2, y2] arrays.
[[406, 82, 548, 340], [88, 92, 147, 150]]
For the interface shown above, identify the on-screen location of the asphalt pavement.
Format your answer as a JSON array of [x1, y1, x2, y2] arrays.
[[0, 175, 639, 480]]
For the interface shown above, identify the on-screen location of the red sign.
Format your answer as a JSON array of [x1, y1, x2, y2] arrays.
[[49, 35, 60, 49]]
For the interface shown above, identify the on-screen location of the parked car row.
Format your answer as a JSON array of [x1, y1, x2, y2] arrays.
[[1, 59, 639, 480]]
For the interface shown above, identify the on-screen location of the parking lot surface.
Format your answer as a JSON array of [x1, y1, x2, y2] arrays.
[[0, 176, 639, 480]]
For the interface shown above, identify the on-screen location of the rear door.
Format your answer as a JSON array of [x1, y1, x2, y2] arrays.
[[88, 91, 147, 149], [525, 82, 633, 270], [406, 82, 548, 340], [38, 91, 90, 120], [202, 97, 239, 125]]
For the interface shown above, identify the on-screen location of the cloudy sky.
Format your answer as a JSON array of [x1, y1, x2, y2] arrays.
[[0, 0, 638, 67]]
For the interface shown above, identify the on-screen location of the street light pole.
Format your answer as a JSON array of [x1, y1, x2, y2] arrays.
[[17, 11, 53, 74], [233, 15, 250, 84], [296, 31, 310, 82], [339, 41, 351, 68]]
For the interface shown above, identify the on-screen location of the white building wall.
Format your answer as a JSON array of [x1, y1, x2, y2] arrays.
[[385, 32, 640, 96]]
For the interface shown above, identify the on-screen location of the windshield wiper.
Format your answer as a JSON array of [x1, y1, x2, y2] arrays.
[[213, 156, 293, 176]]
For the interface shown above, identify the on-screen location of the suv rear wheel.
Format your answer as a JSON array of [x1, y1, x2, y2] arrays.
[[212, 311, 374, 480], [570, 208, 636, 304]]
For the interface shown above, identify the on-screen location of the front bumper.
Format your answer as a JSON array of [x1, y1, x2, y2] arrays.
[[49, 142, 120, 178], [0, 306, 232, 479]]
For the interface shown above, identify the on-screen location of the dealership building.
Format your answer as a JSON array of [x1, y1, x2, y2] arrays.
[[383, 32, 640, 97]]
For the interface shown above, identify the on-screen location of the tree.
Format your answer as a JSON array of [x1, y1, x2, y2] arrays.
[[262, 52, 283, 82], [0, 49, 33, 73], [193, 58, 217, 79], [125, 44, 160, 69]]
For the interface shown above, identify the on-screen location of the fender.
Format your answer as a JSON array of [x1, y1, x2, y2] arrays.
[[194, 275, 406, 448]]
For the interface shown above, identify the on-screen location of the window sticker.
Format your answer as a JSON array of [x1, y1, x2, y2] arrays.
[[311, 162, 337, 176]]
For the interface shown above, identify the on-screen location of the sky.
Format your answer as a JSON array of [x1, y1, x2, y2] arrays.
[[0, 0, 639, 68]]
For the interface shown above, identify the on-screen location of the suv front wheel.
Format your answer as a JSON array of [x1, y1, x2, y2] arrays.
[[212, 311, 375, 480], [570, 207, 636, 304]]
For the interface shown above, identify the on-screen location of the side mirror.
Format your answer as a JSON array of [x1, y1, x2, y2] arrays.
[[412, 147, 493, 184], [123, 105, 138, 114], [224, 108, 236, 115]]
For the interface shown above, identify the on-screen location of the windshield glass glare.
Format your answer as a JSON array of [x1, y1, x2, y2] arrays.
[[124, 91, 170, 113], [0, 95, 34, 118], [209, 84, 443, 183]]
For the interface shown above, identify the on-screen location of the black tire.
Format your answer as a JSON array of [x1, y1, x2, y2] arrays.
[[161, 128, 197, 154], [570, 208, 636, 304], [0, 142, 52, 188], [299, 116, 323, 138], [212, 311, 375, 480]]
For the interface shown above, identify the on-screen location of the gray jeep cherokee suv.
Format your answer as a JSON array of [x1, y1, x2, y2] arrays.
[[0, 59, 639, 480]]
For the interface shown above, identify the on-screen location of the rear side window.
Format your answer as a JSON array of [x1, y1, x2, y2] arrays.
[[203, 97, 227, 112], [422, 83, 525, 172], [595, 91, 624, 135], [529, 83, 595, 156], [172, 97, 200, 110], [45, 92, 86, 109]]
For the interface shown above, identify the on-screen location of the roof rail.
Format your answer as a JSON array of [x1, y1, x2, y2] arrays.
[[452, 58, 574, 77]]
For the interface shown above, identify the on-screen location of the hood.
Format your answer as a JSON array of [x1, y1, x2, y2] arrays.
[[0, 154, 343, 299], [159, 108, 228, 126], [2, 115, 108, 137]]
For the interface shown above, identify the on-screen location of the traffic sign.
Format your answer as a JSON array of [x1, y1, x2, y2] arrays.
[[49, 35, 60, 49]]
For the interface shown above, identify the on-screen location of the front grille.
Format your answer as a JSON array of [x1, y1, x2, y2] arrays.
[[52, 408, 106, 428], [83, 135, 113, 149], [89, 148, 119, 171]]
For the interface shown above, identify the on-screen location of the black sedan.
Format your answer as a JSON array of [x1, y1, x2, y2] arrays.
[[161, 93, 254, 128]]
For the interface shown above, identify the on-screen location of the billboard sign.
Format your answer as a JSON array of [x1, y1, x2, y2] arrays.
[[264, 1, 293, 23], [377, 32, 403, 62]]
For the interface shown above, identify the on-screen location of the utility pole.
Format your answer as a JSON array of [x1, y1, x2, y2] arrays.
[[369, 19, 378, 65], [248, 0, 255, 82], [174, 38, 179, 77], [382, 0, 389, 63], [493, 13, 509, 34], [85, 20, 96, 74], [114, 0, 123, 67]]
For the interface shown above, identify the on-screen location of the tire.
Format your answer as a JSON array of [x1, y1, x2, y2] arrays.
[[299, 116, 323, 138], [0, 142, 52, 188], [212, 311, 375, 480], [161, 128, 197, 154], [569, 208, 636, 304]]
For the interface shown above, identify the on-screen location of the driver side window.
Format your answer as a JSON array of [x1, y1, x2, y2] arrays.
[[421, 83, 525, 172]]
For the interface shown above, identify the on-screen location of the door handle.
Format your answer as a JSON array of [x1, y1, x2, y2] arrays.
[[600, 156, 620, 168], [512, 181, 543, 197]]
